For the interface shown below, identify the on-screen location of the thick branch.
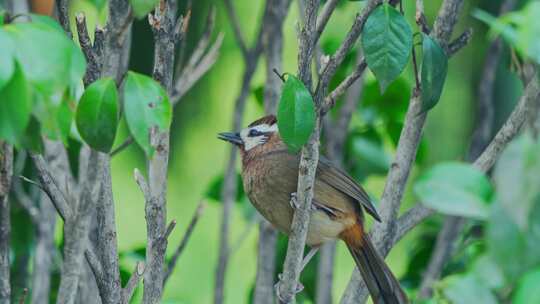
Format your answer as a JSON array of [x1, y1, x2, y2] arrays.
[[143, 0, 177, 302], [0, 143, 13, 304], [55, 0, 72, 37]]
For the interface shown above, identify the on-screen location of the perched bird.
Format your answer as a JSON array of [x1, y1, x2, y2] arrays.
[[218, 115, 407, 304]]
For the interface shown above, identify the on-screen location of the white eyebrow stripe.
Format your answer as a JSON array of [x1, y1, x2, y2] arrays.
[[253, 124, 277, 133]]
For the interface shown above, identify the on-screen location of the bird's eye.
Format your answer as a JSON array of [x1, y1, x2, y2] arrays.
[[248, 129, 262, 137]]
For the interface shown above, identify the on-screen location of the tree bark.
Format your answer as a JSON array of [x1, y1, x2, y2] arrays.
[[0, 143, 13, 304]]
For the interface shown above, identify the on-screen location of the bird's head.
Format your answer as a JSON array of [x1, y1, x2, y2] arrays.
[[218, 115, 282, 154]]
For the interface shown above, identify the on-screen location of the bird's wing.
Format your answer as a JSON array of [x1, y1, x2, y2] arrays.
[[271, 150, 381, 222], [317, 156, 381, 222]]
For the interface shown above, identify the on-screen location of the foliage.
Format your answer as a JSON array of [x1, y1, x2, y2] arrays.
[[415, 134, 540, 302], [123, 71, 172, 156], [76, 77, 119, 153], [473, 2, 540, 65], [277, 74, 316, 153], [362, 4, 412, 92], [421, 34, 448, 112]]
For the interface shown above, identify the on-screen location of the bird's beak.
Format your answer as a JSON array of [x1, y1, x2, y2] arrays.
[[217, 132, 243, 146]]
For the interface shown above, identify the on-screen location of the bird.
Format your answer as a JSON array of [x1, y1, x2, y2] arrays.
[[218, 114, 408, 304]]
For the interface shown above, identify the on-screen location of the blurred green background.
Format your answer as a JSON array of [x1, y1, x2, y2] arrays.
[[57, 0, 524, 303]]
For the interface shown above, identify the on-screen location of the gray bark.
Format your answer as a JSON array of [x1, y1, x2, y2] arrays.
[[0, 143, 13, 304]]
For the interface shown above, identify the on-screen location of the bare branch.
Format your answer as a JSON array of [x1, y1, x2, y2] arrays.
[[253, 219, 279, 304], [314, 0, 340, 45], [172, 33, 224, 104], [122, 262, 145, 304], [134, 169, 151, 202], [76, 13, 104, 86], [415, 0, 430, 33], [223, 0, 249, 60], [447, 28, 473, 56], [164, 202, 206, 285], [475, 77, 540, 171], [55, 0, 72, 37], [143, 1, 177, 301], [317, 0, 382, 94], [30, 154, 72, 221], [85, 248, 104, 286], [110, 137, 135, 157], [0, 142, 13, 304], [322, 59, 367, 114]]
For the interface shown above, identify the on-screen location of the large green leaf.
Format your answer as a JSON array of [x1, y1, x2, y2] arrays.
[[76, 78, 119, 153], [0, 29, 14, 90], [3, 21, 86, 95], [361, 4, 412, 92], [513, 268, 540, 304], [277, 74, 316, 153], [123, 71, 172, 156], [487, 202, 540, 282], [421, 34, 448, 112], [414, 162, 493, 219], [129, 0, 158, 19], [0, 63, 31, 146], [493, 134, 540, 229]]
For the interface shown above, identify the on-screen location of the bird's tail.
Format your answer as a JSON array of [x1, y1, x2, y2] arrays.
[[341, 225, 408, 304]]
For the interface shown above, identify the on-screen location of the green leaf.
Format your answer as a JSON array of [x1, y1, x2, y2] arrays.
[[0, 63, 31, 146], [277, 74, 316, 153], [0, 10, 5, 24], [4, 22, 86, 95], [513, 268, 540, 304], [205, 173, 245, 203], [361, 4, 412, 92], [487, 202, 540, 282], [0, 29, 14, 90], [493, 134, 540, 229], [414, 162, 493, 219], [76, 78, 119, 153], [421, 34, 448, 112], [123, 71, 172, 156], [471, 255, 505, 289], [442, 274, 498, 304], [129, 0, 158, 19]]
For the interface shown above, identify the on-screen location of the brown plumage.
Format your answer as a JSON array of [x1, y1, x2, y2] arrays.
[[218, 115, 408, 304]]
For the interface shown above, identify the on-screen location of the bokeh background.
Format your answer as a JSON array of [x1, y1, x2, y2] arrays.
[[12, 0, 526, 303]]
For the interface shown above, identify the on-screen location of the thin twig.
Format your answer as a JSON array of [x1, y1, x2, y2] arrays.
[[30, 154, 71, 221], [223, 0, 249, 60], [122, 262, 145, 304], [110, 137, 134, 157], [215, 2, 271, 303], [314, 0, 340, 45], [163, 202, 206, 285]]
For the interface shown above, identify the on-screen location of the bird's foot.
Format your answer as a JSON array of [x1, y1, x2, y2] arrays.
[[289, 192, 299, 209], [274, 273, 304, 302]]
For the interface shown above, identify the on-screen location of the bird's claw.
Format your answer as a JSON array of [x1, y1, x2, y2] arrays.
[[274, 273, 304, 302], [289, 192, 299, 210]]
